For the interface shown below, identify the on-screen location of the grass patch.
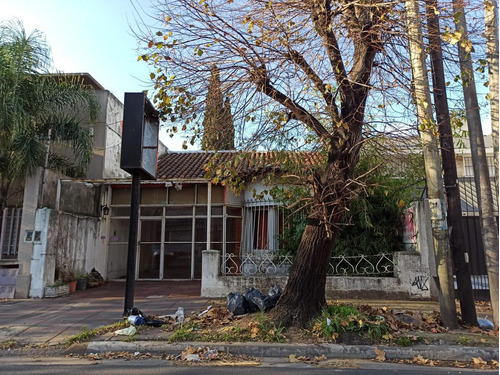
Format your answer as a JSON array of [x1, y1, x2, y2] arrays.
[[0, 340, 17, 350], [169, 322, 199, 342], [395, 335, 422, 347], [168, 314, 287, 343], [65, 320, 128, 346], [455, 336, 471, 346], [312, 304, 388, 342], [254, 313, 287, 343]]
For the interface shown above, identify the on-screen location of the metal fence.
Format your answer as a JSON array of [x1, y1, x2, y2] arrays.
[[457, 176, 498, 293], [0, 208, 22, 260], [221, 252, 395, 277]]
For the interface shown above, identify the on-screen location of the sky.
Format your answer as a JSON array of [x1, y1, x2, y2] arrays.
[[0, 0, 185, 149], [0, 0, 492, 146]]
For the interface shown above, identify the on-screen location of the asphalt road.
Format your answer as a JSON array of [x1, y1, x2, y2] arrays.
[[0, 357, 497, 375]]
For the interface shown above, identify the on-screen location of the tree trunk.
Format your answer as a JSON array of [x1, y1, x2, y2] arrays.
[[425, 0, 478, 326], [484, 0, 499, 176], [452, 0, 499, 328], [405, 0, 458, 329], [271, 217, 335, 327], [272, 130, 359, 327]]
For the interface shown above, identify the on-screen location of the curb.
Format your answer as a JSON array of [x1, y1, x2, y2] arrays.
[[85, 341, 499, 362]]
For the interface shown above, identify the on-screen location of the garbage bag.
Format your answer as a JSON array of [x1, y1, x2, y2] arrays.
[[267, 284, 282, 298], [226, 292, 248, 315], [245, 288, 263, 313], [253, 284, 282, 312], [145, 319, 164, 327], [128, 315, 146, 326], [126, 307, 145, 317], [266, 284, 282, 305], [478, 318, 495, 330]]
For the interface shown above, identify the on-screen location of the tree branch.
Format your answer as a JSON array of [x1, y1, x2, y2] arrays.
[[311, 0, 355, 106], [286, 49, 341, 124], [251, 65, 330, 139]]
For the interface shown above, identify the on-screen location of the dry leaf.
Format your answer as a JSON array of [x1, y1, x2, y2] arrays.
[[412, 355, 429, 364], [289, 354, 301, 363], [472, 357, 487, 365], [250, 326, 260, 338], [374, 348, 386, 361]]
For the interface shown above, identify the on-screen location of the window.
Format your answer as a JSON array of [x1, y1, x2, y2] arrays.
[[464, 156, 496, 177], [242, 201, 281, 253]]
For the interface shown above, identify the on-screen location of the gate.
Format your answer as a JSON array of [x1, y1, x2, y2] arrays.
[[458, 177, 498, 296]]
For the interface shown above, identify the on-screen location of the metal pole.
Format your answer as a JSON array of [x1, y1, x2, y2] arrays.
[[124, 172, 141, 315]]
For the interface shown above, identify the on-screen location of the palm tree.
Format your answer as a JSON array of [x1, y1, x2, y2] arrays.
[[0, 20, 98, 210]]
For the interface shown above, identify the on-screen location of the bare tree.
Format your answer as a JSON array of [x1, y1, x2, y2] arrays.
[[136, 0, 403, 326]]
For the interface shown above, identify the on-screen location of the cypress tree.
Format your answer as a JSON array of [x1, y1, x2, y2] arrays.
[[201, 65, 234, 150]]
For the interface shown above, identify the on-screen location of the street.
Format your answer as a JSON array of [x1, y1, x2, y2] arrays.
[[0, 356, 497, 375]]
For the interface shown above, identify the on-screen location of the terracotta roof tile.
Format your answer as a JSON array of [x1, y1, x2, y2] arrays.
[[156, 151, 323, 180]]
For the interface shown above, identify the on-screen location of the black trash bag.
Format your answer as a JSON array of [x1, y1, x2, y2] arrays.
[[145, 319, 164, 327], [254, 284, 283, 312], [266, 284, 282, 307], [226, 292, 248, 315], [130, 307, 145, 317], [267, 284, 282, 298], [245, 287, 263, 313]]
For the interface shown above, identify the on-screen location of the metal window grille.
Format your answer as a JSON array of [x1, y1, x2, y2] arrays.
[[0, 208, 22, 259], [463, 156, 496, 177]]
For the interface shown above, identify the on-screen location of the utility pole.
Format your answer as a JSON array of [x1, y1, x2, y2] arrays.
[[405, 0, 458, 328], [425, 0, 478, 326], [452, 0, 499, 328]]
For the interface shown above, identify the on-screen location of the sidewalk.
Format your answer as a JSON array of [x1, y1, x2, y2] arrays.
[[0, 280, 207, 346], [0, 282, 497, 365]]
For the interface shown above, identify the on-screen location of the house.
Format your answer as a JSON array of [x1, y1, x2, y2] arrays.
[[105, 150, 321, 280], [3, 70, 495, 299], [1, 74, 136, 298]]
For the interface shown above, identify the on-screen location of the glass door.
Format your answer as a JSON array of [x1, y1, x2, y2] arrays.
[[163, 217, 193, 279], [138, 219, 163, 279]]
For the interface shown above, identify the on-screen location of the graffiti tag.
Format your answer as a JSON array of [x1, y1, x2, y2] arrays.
[[412, 276, 429, 291]]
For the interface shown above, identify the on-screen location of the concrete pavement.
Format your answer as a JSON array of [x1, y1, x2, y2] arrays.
[[0, 281, 497, 365], [0, 281, 207, 346]]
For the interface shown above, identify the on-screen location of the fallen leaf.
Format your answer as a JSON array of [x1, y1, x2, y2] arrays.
[[472, 357, 487, 365], [289, 354, 301, 363], [374, 348, 386, 361], [250, 326, 260, 338]]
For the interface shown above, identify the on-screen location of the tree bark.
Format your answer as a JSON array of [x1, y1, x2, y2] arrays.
[[271, 126, 361, 327], [405, 0, 458, 329], [425, 0, 478, 326], [271, 218, 334, 327], [452, 0, 499, 328]]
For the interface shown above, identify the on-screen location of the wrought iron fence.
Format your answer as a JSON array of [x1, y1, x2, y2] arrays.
[[221, 252, 395, 277]]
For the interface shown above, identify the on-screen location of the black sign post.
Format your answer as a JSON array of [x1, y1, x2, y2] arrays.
[[120, 93, 159, 315]]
